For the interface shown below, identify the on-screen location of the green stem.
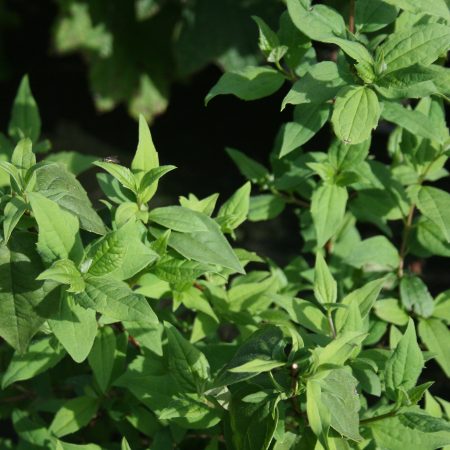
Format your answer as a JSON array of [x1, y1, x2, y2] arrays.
[[360, 410, 397, 425]]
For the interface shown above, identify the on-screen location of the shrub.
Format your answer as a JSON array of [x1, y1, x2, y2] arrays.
[[1, 0, 450, 449]]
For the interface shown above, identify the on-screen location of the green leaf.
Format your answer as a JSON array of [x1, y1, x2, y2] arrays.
[[314, 252, 337, 305], [11, 138, 35, 180], [355, 0, 398, 32], [375, 65, 445, 99], [416, 186, 450, 242], [29, 192, 84, 265], [306, 379, 329, 442], [400, 275, 434, 318], [311, 183, 348, 247], [278, 103, 331, 157], [149, 206, 209, 232], [34, 163, 106, 235], [287, 0, 346, 41], [385, 319, 424, 398], [229, 386, 278, 450], [248, 194, 286, 221], [0, 160, 24, 191], [226, 148, 269, 184], [121, 438, 132, 450], [252, 16, 279, 57], [8, 75, 41, 143], [374, 298, 409, 326], [158, 393, 222, 429], [87, 219, 158, 280], [1, 336, 65, 389], [131, 115, 159, 185], [138, 165, 176, 204], [88, 326, 116, 392], [370, 411, 450, 450], [344, 235, 400, 270], [282, 61, 347, 108], [48, 293, 97, 363], [93, 161, 136, 192], [418, 318, 450, 377], [205, 66, 285, 105], [217, 182, 251, 233], [3, 196, 27, 244], [377, 24, 450, 74], [160, 213, 244, 274], [37, 260, 84, 295], [384, 0, 450, 21], [0, 232, 50, 353], [381, 102, 443, 143], [335, 278, 386, 330], [228, 358, 285, 373], [320, 368, 362, 441], [45, 151, 98, 175], [332, 85, 381, 145], [77, 275, 158, 323], [215, 325, 284, 387], [315, 332, 366, 367], [49, 396, 99, 438], [165, 323, 210, 393]]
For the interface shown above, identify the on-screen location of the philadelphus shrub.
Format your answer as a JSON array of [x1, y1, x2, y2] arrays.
[[0, 1, 450, 450]]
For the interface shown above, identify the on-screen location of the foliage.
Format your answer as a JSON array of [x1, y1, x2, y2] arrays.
[[0, 0, 450, 447]]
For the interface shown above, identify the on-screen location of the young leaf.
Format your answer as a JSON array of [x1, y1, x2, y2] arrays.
[[131, 115, 159, 184], [138, 165, 176, 204], [8, 75, 41, 143], [48, 293, 97, 363], [3, 196, 27, 243], [93, 161, 136, 193], [331, 85, 380, 145], [217, 182, 251, 233], [11, 138, 35, 180], [205, 66, 285, 105], [37, 259, 85, 293], [315, 332, 367, 367], [385, 319, 424, 398], [314, 252, 337, 305], [28, 192, 84, 265]]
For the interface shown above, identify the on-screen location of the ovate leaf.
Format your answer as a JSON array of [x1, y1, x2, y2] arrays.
[[49, 396, 99, 438], [418, 318, 450, 377], [311, 183, 348, 247], [205, 66, 285, 105], [332, 86, 380, 145], [385, 319, 424, 398], [2, 336, 65, 389], [49, 293, 97, 363]]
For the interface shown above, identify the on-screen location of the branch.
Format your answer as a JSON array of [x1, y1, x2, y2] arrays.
[[349, 0, 355, 33], [398, 205, 415, 278]]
